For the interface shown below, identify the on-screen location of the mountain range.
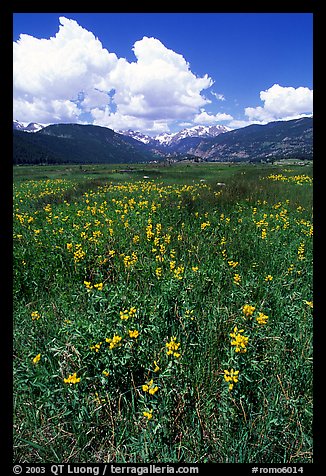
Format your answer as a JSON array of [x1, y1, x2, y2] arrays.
[[119, 124, 231, 148], [13, 117, 313, 165]]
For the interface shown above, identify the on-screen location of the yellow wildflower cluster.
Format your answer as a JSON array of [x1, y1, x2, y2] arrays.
[[233, 274, 241, 285], [173, 265, 185, 280], [166, 336, 181, 358], [106, 334, 122, 350], [230, 326, 249, 353], [120, 307, 137, 320], [228, 260, 239, 268], [142, 379, 159, 395], [155, 267, 163, 279], [143, 409, 153, 420], [224, 368, 239, 391], [303, 300, 313, 309], [297, 242, 305, 261], [123, 252, 138, 268], [242, 304, 256, 318], [73, 244, 86, 263], [153, 361, 160, 372], [64, 372, 81, 384], [201, 221, 210, 230], [264, 173, 312, 185], [31, 311, 41, 321], [90, 341, 103, 352], [128, 329, 139, 339], [256, 312, 269, 325], [84, 281, 104, 291]]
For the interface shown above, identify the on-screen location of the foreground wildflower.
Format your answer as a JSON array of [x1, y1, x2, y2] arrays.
[[242, 304, 256, 318], [142, 379, 159, 395], [201, 221, 210, 230], [224, 368, 239, 391], [90, 342, 102, 352], [32, 353, 41, 365], [94, 282, 103, 291], [84, 280, 93, 290], [256, 312, 269, 325], [228, 260, 239, 268], [303, 300, 313, 309], [31, 311, 41, 321], [230, 326, 249, 353], [166, 336, 181, 358], [233, 274, 241, 285], [173, 265, 185, 281], [128, 329, 139, 339], [106, 334, 122, 349], [297, 242, 305, 261], [64, 372, 81, 384], [143, 409, 153, 420], [264, 275, 273, 282], [153, 361, 160, 372], [120, 307, 137, 320]]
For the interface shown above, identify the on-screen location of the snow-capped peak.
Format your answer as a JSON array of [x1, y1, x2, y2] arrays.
[[13, 120, 46, 133], [118, 124, 231, 147], [117, 129, 153, 144], [154, 124, 231, 145]]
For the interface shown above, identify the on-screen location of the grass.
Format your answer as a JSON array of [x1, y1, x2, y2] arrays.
[[13, 161, 313, 463]]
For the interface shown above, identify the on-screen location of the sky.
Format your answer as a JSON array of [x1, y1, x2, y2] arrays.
[[13, 13, 313, 135]]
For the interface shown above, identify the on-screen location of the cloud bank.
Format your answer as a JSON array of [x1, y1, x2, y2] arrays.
[[13, 17, 313, 133], [13, 17, 214, 133], [244, 84, 313, 123]]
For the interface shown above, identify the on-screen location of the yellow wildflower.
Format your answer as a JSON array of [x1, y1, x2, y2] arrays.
[[256, 312, 269, 325], [106, 334, 122, 349], [228, 260, 239, 268], [233, 274, 241, 285], [201, 221, 210, 230], [32, 353, 41, 365], [31, 311, 41, 321], [230, 327, 249, 353], [64, 372, 81, 384], [143, 409, 153, 420], [166, 336, 181, 358], [142, 379, 159, 395], [90, 342, 102, 352], [224, 368, 239, 391], [242, 304, 256, 318], [128, 329, 139, 339], [84, 281, 93, 290], [153, 361, 160, 372]]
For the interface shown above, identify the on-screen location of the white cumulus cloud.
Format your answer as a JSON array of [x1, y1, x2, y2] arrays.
[[245, 84, 313, 123], [13, 17, 215, 132], [194, 110, 233, 125]]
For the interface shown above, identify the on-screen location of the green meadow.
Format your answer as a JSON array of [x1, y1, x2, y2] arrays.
[[13, 162, 313, 463]]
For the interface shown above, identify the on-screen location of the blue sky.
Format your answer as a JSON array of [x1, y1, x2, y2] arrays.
[[13, 13, 313, 135]]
